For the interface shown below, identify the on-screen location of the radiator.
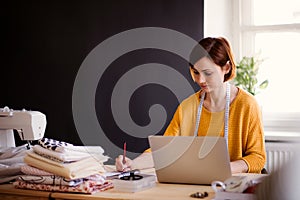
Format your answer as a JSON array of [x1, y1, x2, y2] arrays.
[[265, 141, 297, 173]]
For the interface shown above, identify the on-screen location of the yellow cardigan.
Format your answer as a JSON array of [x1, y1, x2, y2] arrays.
[[162, 88, 266, 173]]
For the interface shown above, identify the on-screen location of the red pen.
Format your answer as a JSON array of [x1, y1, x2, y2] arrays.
[[122, 142, 126, 164]]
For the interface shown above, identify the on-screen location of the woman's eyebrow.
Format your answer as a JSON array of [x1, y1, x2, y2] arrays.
[[191, 66, 212, 73]]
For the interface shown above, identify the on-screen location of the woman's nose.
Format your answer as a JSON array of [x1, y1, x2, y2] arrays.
[[197, 74, 205, 83]]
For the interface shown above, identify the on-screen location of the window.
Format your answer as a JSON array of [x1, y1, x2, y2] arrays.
[[233, 0, 300, 133]]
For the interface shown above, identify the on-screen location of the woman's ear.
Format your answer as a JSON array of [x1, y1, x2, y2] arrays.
[[189, 67, 196, 82], [223, 61, 231, 74]]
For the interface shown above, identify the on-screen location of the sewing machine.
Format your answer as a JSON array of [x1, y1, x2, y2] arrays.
[[0, 106, 46, 147]]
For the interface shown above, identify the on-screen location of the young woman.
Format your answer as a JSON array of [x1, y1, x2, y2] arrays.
[[115, 37, 266, 174]]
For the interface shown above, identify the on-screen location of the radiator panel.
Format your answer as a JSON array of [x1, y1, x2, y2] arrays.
[[265, 141, 297, 173]]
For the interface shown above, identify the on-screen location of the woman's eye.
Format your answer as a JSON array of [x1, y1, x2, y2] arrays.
[[204, 72, 212, 76]]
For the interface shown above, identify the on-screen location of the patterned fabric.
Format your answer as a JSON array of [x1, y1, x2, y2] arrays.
[[38, 138, 73, 151], [17, 175, 83, 186], [21, 165, 54, 176], [17, 174, 105, 187], [13, 180, 114, 194]]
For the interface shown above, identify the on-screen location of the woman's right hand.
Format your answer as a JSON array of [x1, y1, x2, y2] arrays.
[[115, 155, 133, 172]]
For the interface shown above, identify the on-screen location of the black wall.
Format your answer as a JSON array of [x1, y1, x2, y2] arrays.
[[2, 0, 203, 161]]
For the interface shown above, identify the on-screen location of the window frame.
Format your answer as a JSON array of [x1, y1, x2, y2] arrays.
[[232, 0, 300, 135]]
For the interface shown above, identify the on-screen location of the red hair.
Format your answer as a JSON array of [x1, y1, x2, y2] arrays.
[[190, 37, 236, 81]]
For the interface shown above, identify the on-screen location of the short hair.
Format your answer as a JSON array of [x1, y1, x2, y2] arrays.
[[189, 37, 236, 82]]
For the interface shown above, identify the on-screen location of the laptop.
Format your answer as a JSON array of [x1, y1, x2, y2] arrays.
[[148, 136, 232, 185]]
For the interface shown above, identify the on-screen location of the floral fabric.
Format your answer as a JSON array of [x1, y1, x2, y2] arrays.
[[13, 179, 113, 194]]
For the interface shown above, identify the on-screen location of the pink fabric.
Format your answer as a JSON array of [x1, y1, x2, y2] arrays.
[[16, 174, 106, 187], [13, 180, 113, 194]]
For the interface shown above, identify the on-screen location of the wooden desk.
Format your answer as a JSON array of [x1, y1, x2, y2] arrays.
[[0, 183, 51, 200], [0, 182, 213, 200], [0, 167, 265, 200], [52, 183, 214, 200]]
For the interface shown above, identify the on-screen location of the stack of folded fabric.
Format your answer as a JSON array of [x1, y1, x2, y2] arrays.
[[0, 144, 28, 184], [13, 138, 113, 194]]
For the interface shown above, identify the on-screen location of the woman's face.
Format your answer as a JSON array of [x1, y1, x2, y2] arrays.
[[191, 57, 229, 93]]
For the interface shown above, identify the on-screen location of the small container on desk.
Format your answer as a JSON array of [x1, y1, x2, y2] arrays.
[[112, 173, 156, 193]]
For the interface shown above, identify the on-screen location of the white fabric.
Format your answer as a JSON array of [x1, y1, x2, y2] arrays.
[[24, 152, 106, 179], [32, 145, 108, 162]]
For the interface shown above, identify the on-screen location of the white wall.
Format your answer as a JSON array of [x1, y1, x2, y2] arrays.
[[204, 0, 238, 56], [204, 0, 233, 40]]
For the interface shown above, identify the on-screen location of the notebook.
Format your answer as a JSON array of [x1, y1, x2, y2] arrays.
[[148, 136, 232, 185]]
